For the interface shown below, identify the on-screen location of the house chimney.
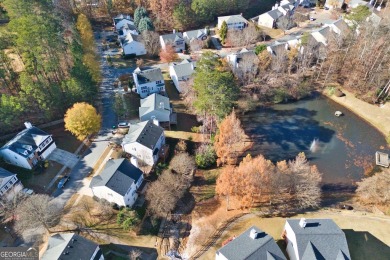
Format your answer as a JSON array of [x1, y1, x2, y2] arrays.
[[130, 156, 138, 168], [151, 116, 159, 126], [249, 229, 258, 239], [299, 218, 307, 228], [24, 122, 33, 129], [173, 29, 176, 34]]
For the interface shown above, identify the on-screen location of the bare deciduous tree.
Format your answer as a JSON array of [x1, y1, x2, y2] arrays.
[[170, 152, 196, 176], [15, 194, 63, 234], [129, 249, 142, 260], [356, 170, 390, 205], [189, 39, 204, 53], [0, 192, 27, 223], [234, 54, 259, 85], [141, 31, 161, 57]]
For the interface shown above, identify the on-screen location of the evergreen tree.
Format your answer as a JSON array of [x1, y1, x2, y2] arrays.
[[138, 16, 154, 32], [134, 6, 148, 28], [220, 21, 228, 44]]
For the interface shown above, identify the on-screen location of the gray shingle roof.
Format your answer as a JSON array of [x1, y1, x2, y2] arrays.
[[0, 167, 16, 190], [183, 29, 207, 41], [42, 233, 101, 260], [139, 93, 171, 117], [90, 158, 143, 196], [134, 67, 164, 84], [0, 126, 51, 158], [160, 32, 184, 45], [216, 226, 286, 260], [266, 9, 284, 20], [286, 219, 351, 260], [218, 14, 248, 25], [122, 120, 164, 150], [171, 60, 196, 78], [121, 33, 141, 46]]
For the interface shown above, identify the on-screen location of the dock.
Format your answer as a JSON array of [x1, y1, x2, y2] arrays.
[[375, 151, 389, 167]]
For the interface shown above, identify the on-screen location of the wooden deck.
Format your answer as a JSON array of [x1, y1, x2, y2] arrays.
[[375, 151, 389, 167]]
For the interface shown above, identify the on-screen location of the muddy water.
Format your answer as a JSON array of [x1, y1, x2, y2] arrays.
[[241, 93, 388, 184]]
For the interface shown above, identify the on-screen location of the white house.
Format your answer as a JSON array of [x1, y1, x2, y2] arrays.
[[226, 48, 258, 69], [42, 233, 104, 260], [169, 59, 196, 92], [90, 158, 143, 207], [120, 33, 146, 56], [326, 19, 350, 36], [0, 122, 56, 170], [159, 31, 185, 52], [216, 226, 286, 260], [118, 22, 139, 38], [283, 218, 351, 260], [218, 14, 248, 30], [133, 67, 165, 98], [267, 41, 288, 56], [310, 26, 332, 46], [122, 120, 165, 167], [183, 28, 208, 43], [257, 9, 284, 28], [113, 14, 134, 31], [217, 14, 248, 30], [0, 168, 23, 201], [139, 93, 172, 123]]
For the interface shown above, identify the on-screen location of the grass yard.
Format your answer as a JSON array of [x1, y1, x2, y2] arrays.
[[110, 54, 160, 69], [191, 169, 220, 202], [201, 210, 390, 260]]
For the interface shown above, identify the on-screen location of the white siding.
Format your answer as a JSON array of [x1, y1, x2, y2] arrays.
[[284, 222, 299, 260], [92, 186, 126, 206], [0, 149, 32, 169], [123, 133, 165, 166], [140, 110, 170, 123], [133, 79, 165, 99], [40, 142, 56, 160], [258, 14, 275, 28], [215, 251, 229, 260]]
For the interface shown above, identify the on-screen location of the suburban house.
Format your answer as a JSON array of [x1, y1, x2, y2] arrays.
[[310, 26, 332, 46], [122, 120, 165, 166], [226, 48, 258, 69], [325, 0, 367, 9], [267, 41, 288, 56], [283, 218, 351, 260], [326, 19, 350, 36], [0, 168, 23, 201], [133, 67, 165, 98], [257, 9, 284, 28], [183, 28, 208, 43], [120, 33, 146, 56], [117, 22, 139, 38], [139, 93, 173, 124], [216, 226, 287, 260], [159, 31, 185, 52], [0, 122, 56, 170], [217, 14, 248, 30], [90, 158, 144, 207], [113, 14, 134, 31], [169, 59, 196, 92], [42, 233, 104, 260]]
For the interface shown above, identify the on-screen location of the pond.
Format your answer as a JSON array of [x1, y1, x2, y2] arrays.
[[241, 93, 388, 184]]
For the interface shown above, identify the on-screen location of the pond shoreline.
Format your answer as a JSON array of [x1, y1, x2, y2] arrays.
[[324, 89, 390, 144]]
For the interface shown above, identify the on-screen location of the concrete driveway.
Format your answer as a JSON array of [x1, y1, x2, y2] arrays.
[[47, 148, 79, 168]]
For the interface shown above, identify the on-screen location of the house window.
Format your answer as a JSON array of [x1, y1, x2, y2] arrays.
[[132, 147, 136, 151], [132, 190, 136, 196], [9, 180, 13, 185], [156, 80, 162, 84]]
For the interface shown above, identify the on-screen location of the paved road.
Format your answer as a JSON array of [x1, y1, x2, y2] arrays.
[[51, 31, 130, 207]]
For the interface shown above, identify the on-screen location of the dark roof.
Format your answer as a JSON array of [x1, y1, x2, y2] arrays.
[[134, 67, 164, 84], [90, 158, 143, 196], [0, 126, 51, 158], [122, 120, 164, 150], [216, 226, 286, 260], [42, 233, 101, 260], [0, 167, 16, 190], [286, 219, 351, 260]]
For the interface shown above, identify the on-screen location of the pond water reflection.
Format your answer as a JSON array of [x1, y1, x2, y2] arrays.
[[241, 94, 388, 184]]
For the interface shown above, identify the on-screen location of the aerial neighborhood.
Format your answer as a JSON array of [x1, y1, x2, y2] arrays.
[[0, 0, 389, 259]]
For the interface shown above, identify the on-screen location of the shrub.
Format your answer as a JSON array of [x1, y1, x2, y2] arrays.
[[195, 144, 217, 168]]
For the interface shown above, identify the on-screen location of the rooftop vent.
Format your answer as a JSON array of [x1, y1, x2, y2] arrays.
[[159, 101, 164, 110], [24, 122, 33, 129], [249, 228, 258, 239], [299, 218, 307, 228]]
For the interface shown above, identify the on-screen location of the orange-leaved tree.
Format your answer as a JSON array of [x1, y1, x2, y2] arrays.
[[214, 110, 249, 166], [159, 44, 178, 63]]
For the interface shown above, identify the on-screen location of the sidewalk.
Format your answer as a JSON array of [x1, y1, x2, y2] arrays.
[[326, 89, 390, 140]]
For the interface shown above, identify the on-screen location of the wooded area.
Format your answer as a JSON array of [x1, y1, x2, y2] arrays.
[[0, 0, 98, 134]]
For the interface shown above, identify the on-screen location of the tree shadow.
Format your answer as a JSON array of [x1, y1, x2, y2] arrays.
[[343, 229, 390, 260], [101, 243, 158, 260]]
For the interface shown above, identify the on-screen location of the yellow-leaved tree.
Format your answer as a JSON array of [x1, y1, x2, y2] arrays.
[[64, 102, 101, 141]]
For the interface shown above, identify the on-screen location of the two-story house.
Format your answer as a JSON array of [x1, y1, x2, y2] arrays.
[[0, 122, 56, 170], [0, 168, 23, 201], [42, 233, 104, 260], [122, 120, 165, 167], [139, 93, 173, 123], [90, 158, 144, 207], [216, 226, 286, 260], [133, 67, 165, 98], [226, 48, 258, 70], [120, 33, 146, 56], [217, 14, 248, 30], [159, 31, 185, 53], [169, 59, 196, 93], [283, 218, 351, 260], [183, 28, 208, 43]]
